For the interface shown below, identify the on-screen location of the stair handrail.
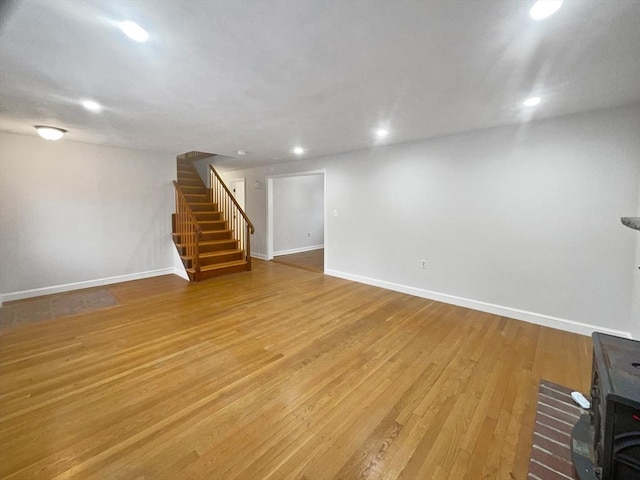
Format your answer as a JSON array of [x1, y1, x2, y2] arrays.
[[208, 165, 255, 234], [173, 180, 202, 274], [208, 165, 254, 269]]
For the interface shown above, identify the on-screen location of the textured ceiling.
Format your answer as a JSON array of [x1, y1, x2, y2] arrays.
[[1, 0, 639, 168]]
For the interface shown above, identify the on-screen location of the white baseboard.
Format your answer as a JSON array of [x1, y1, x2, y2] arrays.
[[251, 252, 268, 260], [0, 268, 176, 304], [324, 269, 632, 339], [273, 245, 324, 257]]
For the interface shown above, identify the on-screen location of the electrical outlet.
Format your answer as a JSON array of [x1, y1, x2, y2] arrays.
[[420, 259, 427, 269], [333, 209, 338, 218]]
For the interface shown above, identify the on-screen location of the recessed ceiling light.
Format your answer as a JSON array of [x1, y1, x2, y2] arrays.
[[82, 100, 102, 112], [523, 96, 541, 107], [34, 126, 66, 141], [375, 128, 389, 138], [529, 0, 563, 20], [119, 21, 149, 42], [293, 146, 305, 155], [237, 150, 247, 156]]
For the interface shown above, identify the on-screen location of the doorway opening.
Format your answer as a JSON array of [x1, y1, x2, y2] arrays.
[[266, 170, 326, 273]]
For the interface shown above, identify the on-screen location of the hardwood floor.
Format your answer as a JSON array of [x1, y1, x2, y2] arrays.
[[0, 287, 118, 330], [0, 260, 592, 479], [272, 248, 324, 273]]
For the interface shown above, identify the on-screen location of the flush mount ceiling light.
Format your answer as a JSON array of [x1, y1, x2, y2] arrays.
[[523, 96, 542, 107], [34, 126, 67, 141], [237, 150, 247, 156], [530, 0, 563, 20], [119, 21, 149, 42], [375, 128, 389, 138], [293, 146, 305, 155], [82, 100, 102, 112]]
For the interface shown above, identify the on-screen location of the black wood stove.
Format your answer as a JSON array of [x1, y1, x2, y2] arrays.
[[572, 333, 640, 479]]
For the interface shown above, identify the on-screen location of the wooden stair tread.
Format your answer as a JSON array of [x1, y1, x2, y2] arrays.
[[178, 181, 204, 186], [174, 240, 235, 251], [180, 249, 242, 261], [200, 223, 229, 229], [188, 203, 218, 211], [187, 259, 247, 273], [199, 249, 243, 259], [201, 259, 247, 271], [174, 239, 236, 249], [198, 239, 236, 246], [173, 229, 232, 235]]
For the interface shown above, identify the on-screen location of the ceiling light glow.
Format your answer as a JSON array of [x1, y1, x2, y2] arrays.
[[82, 100, 102, 112], [119, 21, 149, 42], [34, 126, 66, 141], [375, 128, 389, 138], [529, 0, 563, 20], [293, 146, 305, 155], [523, 96, 541, 107], [237, 150, 247, 155]]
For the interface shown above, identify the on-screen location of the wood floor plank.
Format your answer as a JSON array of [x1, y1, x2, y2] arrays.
[[0, 260, 592, 479], [272, 249, 324, 273]]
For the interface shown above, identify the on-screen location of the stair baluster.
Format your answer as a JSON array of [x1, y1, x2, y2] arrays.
[[209, 165, 255, 270], [173, 181, 201, 276]]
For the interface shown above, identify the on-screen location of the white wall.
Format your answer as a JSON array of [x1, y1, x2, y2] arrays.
[[632, 184, 640, 340], [0, 132, 176, 300], [192, 158, 210, 188], [192, 155, 238, 188], [219, 104, 640, 338], [273, 174, 324, 255]]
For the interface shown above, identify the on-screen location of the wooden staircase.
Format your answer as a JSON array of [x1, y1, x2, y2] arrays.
[[172, 152, 254, 281]]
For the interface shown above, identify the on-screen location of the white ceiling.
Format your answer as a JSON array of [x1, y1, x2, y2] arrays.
[[1, 0, 639, 168]]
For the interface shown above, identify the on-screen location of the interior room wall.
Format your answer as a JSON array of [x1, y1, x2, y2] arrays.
[[273, 174, 324, 255], [192, 157, 211, 187], [191, 155, 237, 188], [218, 104, 640, 338], [632, 183, 640, 340], [0, 132, 176, 301]]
